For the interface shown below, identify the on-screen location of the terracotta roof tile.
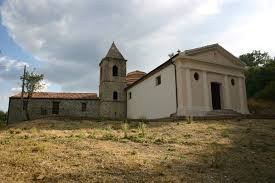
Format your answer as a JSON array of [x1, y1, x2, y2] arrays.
[[126, 70, 146, 86], [10, 92, 98, 100]]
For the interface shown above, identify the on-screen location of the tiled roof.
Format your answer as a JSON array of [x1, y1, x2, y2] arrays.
[[105, 42, 125, 60], [10, 92, 98, 100], [125, 53, 179, 90], [126, 70, 146, 86]]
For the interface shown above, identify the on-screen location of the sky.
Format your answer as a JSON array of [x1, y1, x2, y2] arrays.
[[0, 0, 274, 111]]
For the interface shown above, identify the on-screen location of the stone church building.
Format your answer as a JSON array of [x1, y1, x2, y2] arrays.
[[8, 42, 249, 122]]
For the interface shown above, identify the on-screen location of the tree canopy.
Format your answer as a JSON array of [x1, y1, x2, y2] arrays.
[[239, 51, 275, 100], [21, 70, 44, 98], [239, 50, 274, 67], [20, 69, 44, 120]]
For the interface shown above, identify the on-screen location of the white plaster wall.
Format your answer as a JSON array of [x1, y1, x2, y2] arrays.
[[228, 76, 240, 111], [191, 70, 205, 110], [175, 57, 249, 116], [127, 64, 176, 119]]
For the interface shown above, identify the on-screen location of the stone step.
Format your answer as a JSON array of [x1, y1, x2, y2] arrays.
[[207, 109, 242, 116]]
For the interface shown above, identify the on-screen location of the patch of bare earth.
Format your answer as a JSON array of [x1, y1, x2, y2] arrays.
[[0, 119, 274, 182]]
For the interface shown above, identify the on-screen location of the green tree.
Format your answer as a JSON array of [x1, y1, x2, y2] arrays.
[[0, 110, 7, 127], [0, 110, 6, 121], [240, 51, 275, 100], [239, 50, 273, 67], [21, 69, 44, 120], [255, 81, 275, 100]]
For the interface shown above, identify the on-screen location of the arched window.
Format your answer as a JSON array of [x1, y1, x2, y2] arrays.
[[113, 91, 118, 100], [112, 65, 118, 76]]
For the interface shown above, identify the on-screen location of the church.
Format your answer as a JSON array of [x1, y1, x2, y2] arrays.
[[8, 42, 249, 122]]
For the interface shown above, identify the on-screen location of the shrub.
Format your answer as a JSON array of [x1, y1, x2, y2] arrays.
[[0, 111, 7, 127], [138, 121, 147, 137], [121, 121, 129, 138], [102, 133, 118, 141], [186, 116, 193, 124], [255, 81, 275, 101], [0, 111, 7, 121], [87, 131, 96, 139], [0, 120, 5, 128]]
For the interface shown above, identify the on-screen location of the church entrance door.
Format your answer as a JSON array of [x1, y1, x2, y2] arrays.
[[211, 82, 221, 110]]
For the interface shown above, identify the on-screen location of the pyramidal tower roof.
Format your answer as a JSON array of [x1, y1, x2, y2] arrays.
[[104, 42, 125, 60]]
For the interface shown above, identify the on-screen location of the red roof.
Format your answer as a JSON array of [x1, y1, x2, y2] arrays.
[[126, 70, 146, 86], [10, 92, 98, 100]]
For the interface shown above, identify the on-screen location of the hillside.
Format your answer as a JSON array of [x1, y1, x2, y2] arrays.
[[0, 119, 274, 182]]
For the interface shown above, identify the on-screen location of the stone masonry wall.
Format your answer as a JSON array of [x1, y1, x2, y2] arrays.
[[8, 98, 100, 123], [99, 57, 127, 119]]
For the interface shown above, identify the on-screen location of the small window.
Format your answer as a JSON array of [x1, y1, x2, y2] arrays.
[[156, 75, 161, 86], [112, 65, 118, 76], [23, 101, 28, 110], [81, 103, 87, 112], [194, 72, 199, 80], [52, 102, 59, 115], [231, 79, 235, 86], [113, 91, 118, 100], [128, 92, 132, 99]]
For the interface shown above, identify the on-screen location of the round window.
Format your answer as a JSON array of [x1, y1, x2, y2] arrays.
[[194, 72, 199, 80], [231, 79, 235, 86]]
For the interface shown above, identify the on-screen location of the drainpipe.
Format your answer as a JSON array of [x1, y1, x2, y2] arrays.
[[172, 62, 178, 116]]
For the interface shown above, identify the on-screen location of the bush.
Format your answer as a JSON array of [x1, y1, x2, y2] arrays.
[[0, 111, 7, 121], [138, 122, 147, 137], [186, 116, 193, 124], [0, 111, 7, 127], [121, 121, 129, 138], [255, 81, 275, 101]]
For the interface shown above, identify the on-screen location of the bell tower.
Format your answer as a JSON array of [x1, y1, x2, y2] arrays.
[[99, 42, 127, 119]]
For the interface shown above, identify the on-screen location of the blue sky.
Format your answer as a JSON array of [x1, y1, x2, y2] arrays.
[[0, 0, 275, 111]]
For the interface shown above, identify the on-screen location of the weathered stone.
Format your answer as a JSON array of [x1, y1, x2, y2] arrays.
[[8, 98, 100, 123]]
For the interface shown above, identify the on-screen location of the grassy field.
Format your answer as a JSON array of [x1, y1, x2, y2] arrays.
[[0, 118, 274, 183]]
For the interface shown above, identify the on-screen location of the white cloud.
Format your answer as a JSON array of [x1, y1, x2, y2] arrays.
[[0, 0, 231, 90], [0, 55, 28, 82], [11, 87, 21, 93], [0, 55, 28, 71], [0, 0, 274, 97], [217, 0, 275, 56]]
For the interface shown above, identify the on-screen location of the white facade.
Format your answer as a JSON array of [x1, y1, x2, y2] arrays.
[[127, 64, 177, 119], [126, 44, 249, 119]]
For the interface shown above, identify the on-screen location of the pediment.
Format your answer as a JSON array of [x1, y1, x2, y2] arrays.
[[184, 44, 245, 68]]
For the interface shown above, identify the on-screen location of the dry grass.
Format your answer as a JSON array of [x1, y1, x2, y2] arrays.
[[0, 118, 274, 182]]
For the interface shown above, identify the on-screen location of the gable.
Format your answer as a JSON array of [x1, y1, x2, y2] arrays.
[[185, 45, 245, 68]]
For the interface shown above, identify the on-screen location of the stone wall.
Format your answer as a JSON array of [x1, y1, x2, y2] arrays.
[[100, 101, 126, 119], [99, 57, 127, 119], [8, 98, 100, 123]]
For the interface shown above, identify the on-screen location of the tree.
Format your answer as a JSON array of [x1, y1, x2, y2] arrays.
[[239, 50, 273, 67], [0, 110, 6, 122], [240, 50, 275, 100], [255, 81, 275, 100], [21, 69, 44, 120]]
